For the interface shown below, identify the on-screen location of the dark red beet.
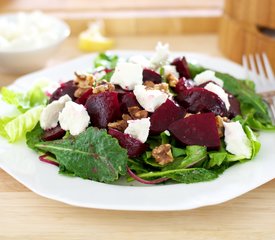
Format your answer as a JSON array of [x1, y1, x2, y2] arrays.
[[120, 92, 141, 113], [174, 78, 188, 93], [42, 125, 66, 141], [85, 91, 121, 128], [171, 57, 191, 79], [176, 87, 228, 117], [142, 69, 162, 84], [108, 128, 147, 157], [228, 94, 241, 118], [168, 112, 220, 149], [49, 80, 78, 103], [150, 99, 185, 134], [75, 88, 93, 105]]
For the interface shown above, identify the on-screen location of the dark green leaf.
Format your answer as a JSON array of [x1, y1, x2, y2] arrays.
[[34, 127, 128, 183]]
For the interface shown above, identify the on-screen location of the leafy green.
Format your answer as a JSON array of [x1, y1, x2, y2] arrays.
[[94, 53, 119, 69], [3, 106, 44, 142], [0, 84, 48, 142], [26, 123, 45, 151], [244, 125, 261, 159], [133, 168, 218, 184], [163, 145, 207, 171], [34, 127, 128, 183], [208, 152, 227, 168], [1, 85, 47, 113]]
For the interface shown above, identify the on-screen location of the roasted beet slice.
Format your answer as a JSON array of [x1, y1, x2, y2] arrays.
[[49, 80, 78, 103], [171, 57, 191, 79], [142, 69, 162, 84], [120, 92, 141, 113], [85, 91, 121, 128], [228, 94, 241, 118], [42, 125, 66, 141], [108, 128, 147, 157], [174, 78, 188, 93], [168, 112, 220, 149], [150, 99, 185, 134], [75, 88, 93, 105], [176, 87, 228, 117]]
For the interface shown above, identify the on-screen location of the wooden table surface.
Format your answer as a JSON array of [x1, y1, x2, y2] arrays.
[[0, 35, 275, 240]]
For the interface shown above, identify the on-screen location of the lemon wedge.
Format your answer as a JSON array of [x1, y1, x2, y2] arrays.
[[78, 21, 114, 52]]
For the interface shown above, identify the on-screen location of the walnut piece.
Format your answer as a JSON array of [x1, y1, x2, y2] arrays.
[[108, 120, 128, 132], [144, 81, 170, 93], [74, 72, 95, 98], [93, 81, 115, 94], [167, 73, 179, 87], [215, 115, 224, 138], [128, 106, 148, 119], [108, 114, 132, 132], [152, 144, 174, 166]]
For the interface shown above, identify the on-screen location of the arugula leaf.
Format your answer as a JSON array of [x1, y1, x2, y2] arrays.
[[4, 106, 43, 142], [94, 53, 119, 69], [163, 145, 207, 171], [34, 127, 128, 183], [244, 125, 261, 159], [26, 123, 45, 151], [134, 168, 218, 184]]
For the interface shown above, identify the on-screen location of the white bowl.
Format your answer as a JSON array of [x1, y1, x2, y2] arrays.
[[0, 12, 70, 74]]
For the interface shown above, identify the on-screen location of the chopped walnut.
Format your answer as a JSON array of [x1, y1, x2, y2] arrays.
[[128, 106, 148, 119], [108, 114, 133, 132], [215, 116, 224, 138], [144, 81, 170, 94], [108, 120, 128, 132], [93, 81, 115, 94], [122, 114, 132, 121], [152, 144, 174, 166], [74, 72, 95, 98], [167, 73, 179, 87]]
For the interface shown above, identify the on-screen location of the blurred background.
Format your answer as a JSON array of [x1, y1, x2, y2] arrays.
[[0, 0, 274, 73]]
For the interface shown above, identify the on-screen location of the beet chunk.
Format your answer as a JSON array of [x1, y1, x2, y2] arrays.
[[150, 99, 185, 134], [42, 125, 66, 141], [171, 57, 191, 79], [85, 92, 121, 128], [120, 92, 141, 113], [108, 128, 147, 157], [176, 87, 228, 117], [168, 112, 220, 149], [75, 88, 93, 105], [49, 80, 78, 103], [228, 94, 241, 118], [142, 69, 162, 84]]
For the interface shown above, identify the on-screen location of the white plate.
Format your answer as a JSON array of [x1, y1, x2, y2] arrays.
[[0, 51, 275, 211]]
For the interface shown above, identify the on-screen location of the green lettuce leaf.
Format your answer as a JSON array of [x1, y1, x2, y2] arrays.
[[34, 127, 128, 183], [244, 125, 261, 159], [133, 168, 218, 184], [163, 145, 207, 171], [94, 53, 119, 69], [4, 106, 44, 142]]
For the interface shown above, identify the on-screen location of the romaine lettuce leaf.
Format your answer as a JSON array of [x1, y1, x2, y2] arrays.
[[4, 106, 44, 142]]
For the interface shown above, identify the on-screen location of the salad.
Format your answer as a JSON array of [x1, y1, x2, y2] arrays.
[[0, 42, 274, 185]]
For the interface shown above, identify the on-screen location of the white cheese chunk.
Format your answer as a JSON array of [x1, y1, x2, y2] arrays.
[[204, 82, 230, 110], [128, 55, 150, 68], [110, 62, 143, 90], [194, 70, 224, 87], [162, 65, 179, 78], [124, 118, 151, 143], [58, 101, 90, 136], [40, 95, 71, 130], [224, 121, 252, 159], [133, 85, 168, 112], [150, 42, 170, 69]]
